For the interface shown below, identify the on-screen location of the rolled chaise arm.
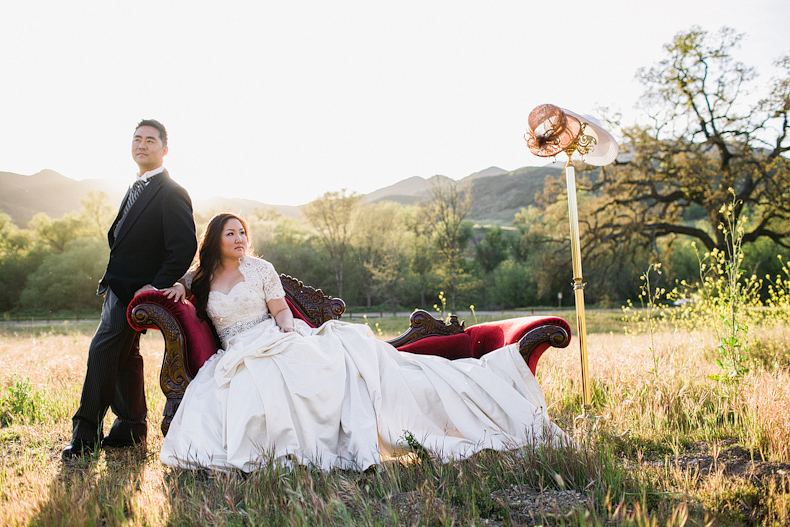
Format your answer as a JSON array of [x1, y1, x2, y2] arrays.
[[515, 319, 571, 374], [466, 316, 571, 375], [127, 291, 217, 436]]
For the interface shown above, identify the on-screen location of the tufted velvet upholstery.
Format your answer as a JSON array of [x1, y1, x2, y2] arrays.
[[126, 291, 217, 378], [285, 297, 317, 329], [397, 332, 474, 360]]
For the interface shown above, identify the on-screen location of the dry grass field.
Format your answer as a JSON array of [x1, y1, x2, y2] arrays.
[[1, 314, 789, 525]]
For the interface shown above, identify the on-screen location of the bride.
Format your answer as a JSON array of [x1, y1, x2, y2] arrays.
[[160, 212, 566, 472]]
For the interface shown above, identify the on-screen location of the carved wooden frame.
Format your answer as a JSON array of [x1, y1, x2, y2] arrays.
[[386, 309, 465, 348], [279, 274, 346, 326]]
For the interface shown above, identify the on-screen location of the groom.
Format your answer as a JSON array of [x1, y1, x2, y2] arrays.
[[63, 119, 197, 459]]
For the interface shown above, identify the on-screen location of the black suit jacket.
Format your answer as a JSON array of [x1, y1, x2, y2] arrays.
[[100, 170, 197, 305]]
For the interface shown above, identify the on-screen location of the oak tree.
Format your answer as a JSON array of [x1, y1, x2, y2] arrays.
[[587, 27, 790, 257]]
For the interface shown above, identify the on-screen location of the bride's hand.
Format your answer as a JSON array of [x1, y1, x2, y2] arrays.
[[280, 325, 296, 333], [162, 282, 187, 303]]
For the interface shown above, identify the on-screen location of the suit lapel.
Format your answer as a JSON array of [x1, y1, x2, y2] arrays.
[[109, 186, 133, 245], [111, 171, 168, 248]]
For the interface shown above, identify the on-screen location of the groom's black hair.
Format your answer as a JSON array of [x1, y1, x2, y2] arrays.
[[135, 119, 168, 147]]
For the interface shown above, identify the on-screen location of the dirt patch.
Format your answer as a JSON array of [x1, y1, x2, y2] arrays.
[[492, 485, 591, 525], [384, 485, 591, 526], [669, 439, 790, 488]]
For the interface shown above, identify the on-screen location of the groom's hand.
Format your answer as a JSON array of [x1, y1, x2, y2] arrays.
[[133, 284, 158, 297]]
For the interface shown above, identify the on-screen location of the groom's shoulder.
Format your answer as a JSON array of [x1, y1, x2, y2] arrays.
[[158, 170, 192, 198]]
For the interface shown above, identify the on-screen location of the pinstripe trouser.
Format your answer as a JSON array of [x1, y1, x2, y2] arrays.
[[71, 288, 147, 442]]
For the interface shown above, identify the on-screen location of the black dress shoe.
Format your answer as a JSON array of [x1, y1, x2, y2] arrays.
[[101, 433, 147, 448], [102, 419, 147, 448], [62, 438, 97, 459]]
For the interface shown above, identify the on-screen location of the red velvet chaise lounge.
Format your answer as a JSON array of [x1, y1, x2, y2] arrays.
[[126, 274, 572, 435]]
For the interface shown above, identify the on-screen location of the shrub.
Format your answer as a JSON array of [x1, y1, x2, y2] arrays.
[[19, 237, 107, 311]]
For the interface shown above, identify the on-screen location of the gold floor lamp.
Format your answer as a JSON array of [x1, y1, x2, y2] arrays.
[[524, 104, 619, 428]]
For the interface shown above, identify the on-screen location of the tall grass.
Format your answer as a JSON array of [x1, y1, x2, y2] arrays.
[[2, 277, 790, 525]]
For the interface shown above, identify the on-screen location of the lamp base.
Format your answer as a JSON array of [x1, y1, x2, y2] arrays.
[[573, 405, 604, 436]]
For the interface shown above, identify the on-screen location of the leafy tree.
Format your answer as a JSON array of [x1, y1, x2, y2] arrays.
[[587, 26, 790, 257], [372, 205, 412, 313], [742, 237, 790, 299], [354, 201, 407, 307], [19, 238, 107, 312], [302, 190, 362, 298], [244, 207, 283, 251], [403, 206, 437, 308], [0, 214, 45, 312], [513, 200, 573, 304], [513, 205, 561, 262], [77, 191, 114, 240], [475, 226, 513, 274], [422, 178, 473, 311], [264, 218, 334, 292], [488, 260, 538, 308], [271, 217, 309, 249], [28, 213, 83, 253], [513, 194, 647, 305]]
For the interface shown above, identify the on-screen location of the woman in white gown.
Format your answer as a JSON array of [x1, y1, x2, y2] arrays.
[[160, 213, 565, 472]]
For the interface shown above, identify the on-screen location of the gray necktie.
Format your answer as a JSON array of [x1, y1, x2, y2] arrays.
[[114, 179, 146, 237]]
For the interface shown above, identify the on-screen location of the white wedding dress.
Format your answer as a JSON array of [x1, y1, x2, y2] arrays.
[[160, 256, 565, 472]]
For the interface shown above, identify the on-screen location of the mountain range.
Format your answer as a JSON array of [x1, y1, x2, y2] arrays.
[[0, 165, 562, 227]]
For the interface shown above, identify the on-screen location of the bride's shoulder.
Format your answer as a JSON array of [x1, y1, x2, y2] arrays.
[[242, 255, 270, 266], [241, 256, 278, 274]]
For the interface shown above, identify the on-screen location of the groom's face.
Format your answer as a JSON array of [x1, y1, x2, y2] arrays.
[[132, 125, 168, 174]]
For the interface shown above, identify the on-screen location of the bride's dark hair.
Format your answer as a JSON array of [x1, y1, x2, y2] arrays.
[[191, 212, 253, 322]]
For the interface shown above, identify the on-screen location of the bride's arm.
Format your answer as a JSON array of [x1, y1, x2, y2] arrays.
[[268, 297, 296, 333], [261, 260, 294, 332]]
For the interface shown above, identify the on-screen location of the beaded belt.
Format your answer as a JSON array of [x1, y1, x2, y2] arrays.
[[218, 314, 271, 342]]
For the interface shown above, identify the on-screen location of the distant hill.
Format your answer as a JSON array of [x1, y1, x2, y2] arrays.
[[0, 170, 298, 226], [1, 165, 561, 228], [0, 170, 125, 226], [364, 166, 562, 224], [194, 196, 300, 220], [362, 174, 454, 207], [464, 166, 562, 224], [466, 166, 508, 180]]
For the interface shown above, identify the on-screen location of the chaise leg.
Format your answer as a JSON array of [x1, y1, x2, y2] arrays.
[[161, 396, 182, 436]]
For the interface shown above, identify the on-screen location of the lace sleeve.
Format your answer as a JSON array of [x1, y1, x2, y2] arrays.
[[261, 260, 286, 302], [183, 268, 196, 290]]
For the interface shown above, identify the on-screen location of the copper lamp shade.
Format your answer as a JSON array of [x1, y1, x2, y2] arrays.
[[525, 104, 583, 158], [526, 104, 618, 166]]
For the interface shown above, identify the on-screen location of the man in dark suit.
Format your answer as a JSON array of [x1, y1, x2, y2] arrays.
[[63, 119, 197, 459]]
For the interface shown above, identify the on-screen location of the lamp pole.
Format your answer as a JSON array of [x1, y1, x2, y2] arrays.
[[562, 143, 594, 424]]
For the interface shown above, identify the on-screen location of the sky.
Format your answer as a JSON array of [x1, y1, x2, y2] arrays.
[[2, 0, 789, 206]]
